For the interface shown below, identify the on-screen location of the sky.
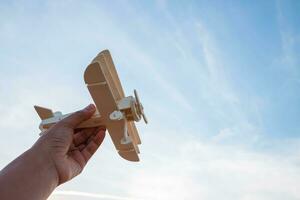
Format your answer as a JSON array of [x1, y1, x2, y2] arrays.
[[0, 0, 300, 199]]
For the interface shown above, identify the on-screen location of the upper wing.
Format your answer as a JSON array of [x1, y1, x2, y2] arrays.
[[84, 50, 141, 161], [92, 50, 142, 145]]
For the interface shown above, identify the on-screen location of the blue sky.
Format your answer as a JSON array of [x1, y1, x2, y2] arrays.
[[0, 0, 300, 199]]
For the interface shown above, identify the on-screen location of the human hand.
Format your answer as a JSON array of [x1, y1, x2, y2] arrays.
[[32, 104, 106, 185]]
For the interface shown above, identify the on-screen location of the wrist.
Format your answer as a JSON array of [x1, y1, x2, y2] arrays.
[[0, 143, 60, 200], [29, 143, 59, 189]]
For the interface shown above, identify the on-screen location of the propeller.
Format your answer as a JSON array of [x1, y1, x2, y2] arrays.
[[134, 89, 148, 124]]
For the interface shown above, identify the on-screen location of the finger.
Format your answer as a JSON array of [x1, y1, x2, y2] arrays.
[[74, 128, 84, 134], [69, 149, 86, 169], [74, 126, 106, 146], [69, 143, 76, 151], [69, 143, 86, 152], [77, 144, 86, 151], [85, 127, 106, 144], [74, 125, 105, 135], [73, 128, 97, 146], [60, 104, 96, 128], [81, 129, 106, 162]]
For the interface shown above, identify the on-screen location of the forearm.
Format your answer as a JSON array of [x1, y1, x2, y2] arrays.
[[0, 145, 58, 200]]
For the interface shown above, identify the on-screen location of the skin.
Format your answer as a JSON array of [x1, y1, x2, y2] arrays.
[[0, 104, 106, 200]]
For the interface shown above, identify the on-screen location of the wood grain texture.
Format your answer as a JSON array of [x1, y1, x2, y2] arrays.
[[84, 50, 141, 161]]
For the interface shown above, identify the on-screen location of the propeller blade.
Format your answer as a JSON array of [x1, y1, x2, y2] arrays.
[[133, 89, 148, 124]]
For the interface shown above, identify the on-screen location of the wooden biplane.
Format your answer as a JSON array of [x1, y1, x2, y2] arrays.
[[34, 50, 147, 162]]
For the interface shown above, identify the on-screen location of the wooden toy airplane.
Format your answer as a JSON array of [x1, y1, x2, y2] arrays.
[[34, 50, 147, 162]]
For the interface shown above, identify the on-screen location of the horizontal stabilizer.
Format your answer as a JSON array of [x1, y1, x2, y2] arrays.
[[34, 105, 54, 120]]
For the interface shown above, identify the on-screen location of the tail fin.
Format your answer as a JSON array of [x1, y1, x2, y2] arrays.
[[34, 105, 54, 120]]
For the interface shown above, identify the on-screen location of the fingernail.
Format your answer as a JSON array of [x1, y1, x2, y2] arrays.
[[84, 104, 95, 111], [97, 126, 106, 132]]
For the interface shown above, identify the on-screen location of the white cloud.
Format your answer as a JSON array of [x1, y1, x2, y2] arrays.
[[49, 190, 139, 200], [127, 134, 300, 200], [212, 122, 261, 144]]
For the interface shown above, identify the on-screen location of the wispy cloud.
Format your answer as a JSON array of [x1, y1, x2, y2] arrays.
[[276, 0, 300, 82], [50, 190, 140, 200]]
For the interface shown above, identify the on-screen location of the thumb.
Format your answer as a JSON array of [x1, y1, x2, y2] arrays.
[[61, 104, 96, 128]]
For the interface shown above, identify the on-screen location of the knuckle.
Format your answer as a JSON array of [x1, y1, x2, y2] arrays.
[[58, 119, 74, 129], [75, 110, 86, 119]]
